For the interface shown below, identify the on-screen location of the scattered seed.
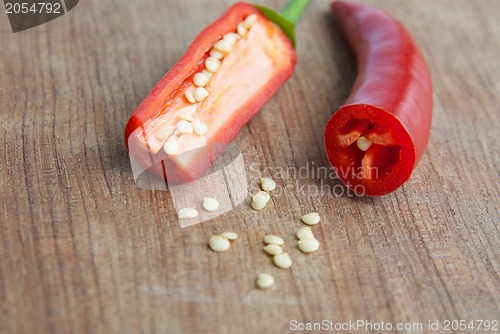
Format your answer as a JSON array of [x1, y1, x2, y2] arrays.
[[259, 177, 276, 192], [193, 120, 208, 136], [243, 14, 257, 28], [203, 197, 219, 212], [220, 231, 238, 240], [184, 89, 196, 103], [273, 252, 292, 269], [163, 138, 179, 155], [155, 126, 174, 141], [256, 273, 274, 289], [208, 235, 231, 252], [298, 238, 320, 253], [177, 207, 198, 219], [193, 72, 210, 87], [237, 22, 248, 36], [264, 235, 284, 246], [209, 49, 225, 60], [194, 87, 210, 102], [296, 226, 315, 240], [223, 32, 240, 45], [357, 136, 372, 151], [178, 113, 195, 122], [301, 212, 321, 226], [213, 39, 232, 54], [263, 244, 283, 255], [205, 57, 221, 73], [176, 120, 194, 134], [251, 191, 270, 211]]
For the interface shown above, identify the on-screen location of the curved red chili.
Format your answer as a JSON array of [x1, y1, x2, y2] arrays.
[[324, 0, 433, 196]]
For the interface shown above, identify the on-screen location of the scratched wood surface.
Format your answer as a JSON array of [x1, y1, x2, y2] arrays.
[[0, 0, 498, 333]]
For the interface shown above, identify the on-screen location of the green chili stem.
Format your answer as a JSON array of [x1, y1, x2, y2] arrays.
[[280, 0, 310, 26]]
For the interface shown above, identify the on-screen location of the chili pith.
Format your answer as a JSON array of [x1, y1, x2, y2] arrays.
[[324, 0, 433, 196], [125, 1, 309, 184]]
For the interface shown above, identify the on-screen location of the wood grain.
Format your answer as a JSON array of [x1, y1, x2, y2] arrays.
[[0, 0, 498, 333]]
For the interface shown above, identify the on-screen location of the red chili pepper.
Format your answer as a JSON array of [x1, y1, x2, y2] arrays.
[[324, 1, 433, 196], [125, 1, 309, 184]]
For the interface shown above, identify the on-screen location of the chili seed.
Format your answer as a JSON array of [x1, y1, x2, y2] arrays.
[[193, 120, 208, 136], [256, 273, 274, 289], [251, 191, 270, 211], [203, 197, 219, 212], [177, 207, 198, 219], [184, 89, 196, 104], [220, 231, 238, 240], [298, 238, 320, 253], [210, 49, 224, 60], [202, 69, 214, 79], [301, 212, 321, 226], [176, 120, 194, 134], [296, 226, 315, 240], [208, 235, 230, 252], [263, 244, 283, 255], [155, 126, 174, 141], [213, 40, 232, 54], [357, 136, 372, 151], [237, 22, 247, 36], [193, 72, 210, 87], [163, 137, 179, 155], [205, 57, 221, 73], [243, 14, 257, 29], [273, 252, 292, 269], [260, 177, 276, 192], [223, 32, 240, 45], [194, 87, 210, 102], [264, 235, 284, 246]]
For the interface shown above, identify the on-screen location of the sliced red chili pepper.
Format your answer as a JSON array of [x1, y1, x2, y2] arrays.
[[125, 1, 309, 184], [324, 0, 433, 196]]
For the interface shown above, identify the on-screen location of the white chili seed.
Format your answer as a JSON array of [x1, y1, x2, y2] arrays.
[[301, 212, 321, 226], [251, 191, 270, 211], [263, 244, 283, 255], [213, 39, 232, 54], [296, 226, 315, 240], [193, 72, 210, 87], [223, 32, 240, 45], [176, 120, 194, 134], [298, 238, 320, 253], [184, 89, 196, 103], [208, 235, 231, 252], [256, 273, 274, 289], [163, 138, 179, 155], [177, 207, 198, 219], [220, 231, 238, 240], [202, 69, 214, 79], [357, 136, 373, 151], [178, 113, 195, 122], [273, 252, 292, 269], [205, 57, 221, 73], [203, 197, 219, 212], [237, 22, 248, 36], [155, 126, 174, 141], [259, 177, 276, 192], [209, 49, 225, 60], [194, 87, 210, 102], [243, 14, 257, 28], [193, 120, 208, 136], [264, 235, 284, 246]]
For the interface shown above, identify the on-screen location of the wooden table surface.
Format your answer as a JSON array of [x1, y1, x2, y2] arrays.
[[1, 0, 498, 333]]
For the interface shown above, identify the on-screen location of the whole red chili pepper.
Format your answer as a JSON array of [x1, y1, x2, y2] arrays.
[[125, 0, 309, 184], [324, 0, 433, 196]]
